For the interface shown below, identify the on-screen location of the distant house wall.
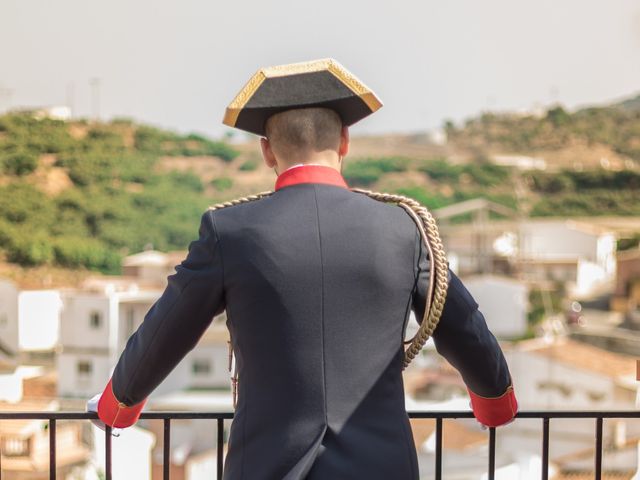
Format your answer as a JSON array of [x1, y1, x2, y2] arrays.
[[56, 286, 229, 398], [60, 293, 111, 349], [519, 222, 600, 262], [18, 290, 62, 351], [0, 280, 19, 357], [184, 344, 230, 390], [596, 233, 617, 276], [117, 301, 155, 350], [574, 259, 611, 297], [1, 418, 88, 478], [186, 451, 216, 480], [123, 264, 174, 285], [516, 222, 616, 296], [507, 349, 625, 410], [521, 261, 578, 284], [94, 425, 155, 480], [615, 251, 640, 297], [57, 352, 111, 397], [0, 372, 23, 402], [463, 276, 528, 339], [154, 344, 230, 397]]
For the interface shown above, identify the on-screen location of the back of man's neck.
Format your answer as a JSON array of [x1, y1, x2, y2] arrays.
[[278, 158, 340, 173]]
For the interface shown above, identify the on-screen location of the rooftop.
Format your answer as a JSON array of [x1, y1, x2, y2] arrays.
[[517, 337, 636, 379], [410, 418, 486, 452]]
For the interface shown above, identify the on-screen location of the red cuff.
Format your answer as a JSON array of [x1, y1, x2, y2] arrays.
[[468, 385, 518, 427], [97, 378, 147, 428]]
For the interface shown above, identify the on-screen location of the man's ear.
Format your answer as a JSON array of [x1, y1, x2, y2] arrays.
[[338, 126, 349, 158], [260, 137, 277, 169]]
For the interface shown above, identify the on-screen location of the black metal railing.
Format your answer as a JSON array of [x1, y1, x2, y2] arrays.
[[0, 410, 638, 480]]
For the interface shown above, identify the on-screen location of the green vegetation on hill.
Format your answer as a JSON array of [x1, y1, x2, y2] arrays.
[[439, 101, 640, 217], [343, 157, 409, 186], [1, 97, 640, 273], [447, 104, 640, 162], [0, 113, 238, 272], [527, 169, 640, 216]]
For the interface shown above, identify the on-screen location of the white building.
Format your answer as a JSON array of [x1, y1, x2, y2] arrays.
[[122, 250, 185, 287], [0, 279, 19, 365], [57, 277, 231, 399], [18, 290, 63, 353], [405, 336, 639, 479], [160, 322, 231, 393], [462, 275, 528, 339], [517, 220, 617, 297], [0, 399, 90, 479], [0, 365, 48, 403], [57, 279, 162, 398], [93, 424, 155, 480], [507, 337, 636, 411], [25, 105, 72, 121], [438, 205, 618, 296], [492, 154, 547, 170], [505, 337, 638, 478], [146, 390, 233, 480]]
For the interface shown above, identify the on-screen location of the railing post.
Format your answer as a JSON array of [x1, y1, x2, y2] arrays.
[[105, 426, 112, 480], [49, 419, 56, 480], [595, 417, 603, 480], [541, 417, 549, 480], [217, 418, 224, 479], [435, 418, 442, 480], [488, 427, 496, 480], [163, 419, 171, 480]]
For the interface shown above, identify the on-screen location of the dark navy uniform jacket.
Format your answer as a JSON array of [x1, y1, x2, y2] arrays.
[[97, 164, 517, 480]]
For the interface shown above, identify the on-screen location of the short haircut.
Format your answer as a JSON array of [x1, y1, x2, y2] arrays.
[[265, 108, 342, 159]]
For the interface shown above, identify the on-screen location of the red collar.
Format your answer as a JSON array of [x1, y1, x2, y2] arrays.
[[275, 164, 349, 191]]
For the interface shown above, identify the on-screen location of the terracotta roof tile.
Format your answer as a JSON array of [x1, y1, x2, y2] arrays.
[[519, 338, 636, 378], [410, 419, 487, 452]]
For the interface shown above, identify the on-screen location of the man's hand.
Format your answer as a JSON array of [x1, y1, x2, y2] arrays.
[[86, 393, 121, 437]]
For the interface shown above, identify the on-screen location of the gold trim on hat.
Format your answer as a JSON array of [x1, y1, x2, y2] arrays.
[[325, 60, 383, 112], [222, 70, 267, 128], [222, 58, 382, 128]]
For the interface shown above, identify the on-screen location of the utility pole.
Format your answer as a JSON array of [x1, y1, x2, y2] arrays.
[[89, 77, 101, 121], [0, 86, 14, 114], [66, 82, 76, 118]]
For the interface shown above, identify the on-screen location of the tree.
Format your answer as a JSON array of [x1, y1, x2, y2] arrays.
[[3, 151, 38, 175]]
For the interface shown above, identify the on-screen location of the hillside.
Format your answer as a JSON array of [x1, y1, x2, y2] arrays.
[[1, 96, 640, 275], [0, 113, 270, 273], [615, 93, 640, 113]]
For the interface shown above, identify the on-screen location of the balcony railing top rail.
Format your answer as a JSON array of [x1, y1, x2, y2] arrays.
[[0, 410, 639, 480]]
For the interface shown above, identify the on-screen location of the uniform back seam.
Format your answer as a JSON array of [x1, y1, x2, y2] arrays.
[[312, 186, 329, 427]]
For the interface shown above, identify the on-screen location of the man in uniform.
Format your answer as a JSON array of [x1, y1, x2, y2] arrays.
[[90, 59, 517, 479]]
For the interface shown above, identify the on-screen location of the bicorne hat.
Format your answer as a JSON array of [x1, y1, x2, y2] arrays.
[[222, 58, 382, 136]]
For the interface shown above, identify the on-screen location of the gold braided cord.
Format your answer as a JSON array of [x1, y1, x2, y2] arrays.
[[209, 189, 449, 407], [351, 189, 449, 369], [208, 191, 273, 211]]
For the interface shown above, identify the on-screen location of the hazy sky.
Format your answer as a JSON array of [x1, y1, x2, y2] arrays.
[[1, 0, 639, 139]]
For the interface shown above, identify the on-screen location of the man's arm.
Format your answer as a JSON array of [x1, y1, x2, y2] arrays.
[[96, 210, 226, 428], [411, 231, 517, 427]]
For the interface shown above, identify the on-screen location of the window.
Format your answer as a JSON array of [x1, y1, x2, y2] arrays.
[[3, 437, 28, 456], [192, 359, 212, 376], [77, 360, 92, 377], [89, 311, 102, 329]]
